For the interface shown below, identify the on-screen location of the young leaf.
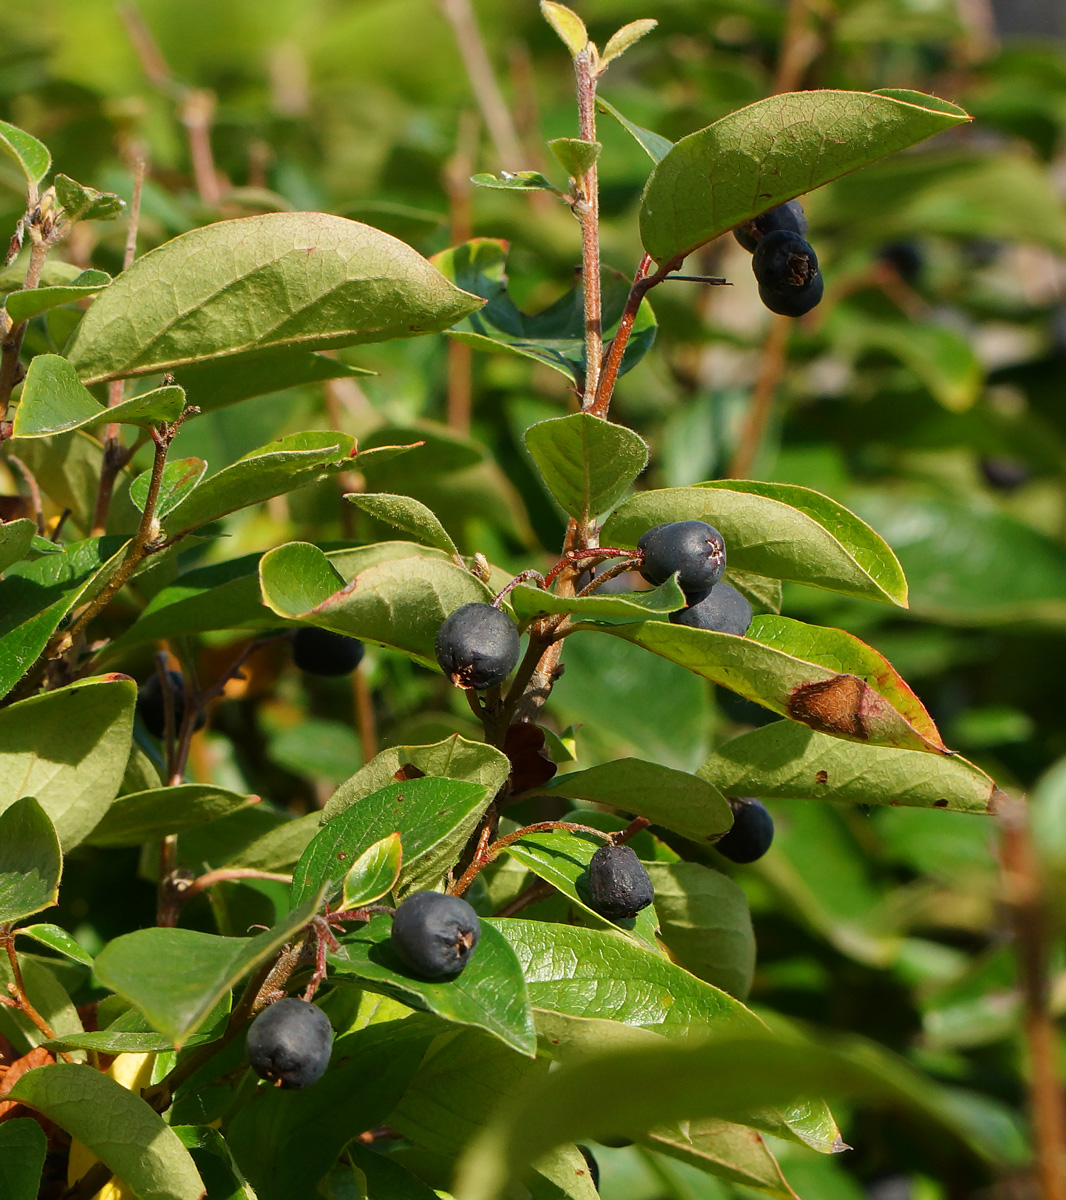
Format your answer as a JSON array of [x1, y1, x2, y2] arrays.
[[0, 676, 136, 849], [547, 139, 602, 179], [93, 897, 321, 1045], [346, 492, 459, 557], [329, 914, 537, 1055], [533, 758, 732, 842], [540, 1, 588, 56], [524, 413, 649, 521], [14, 924, 94, 968], [639, 89, 971, 264], [338, 832, 403, 911], [508, 576, 685, 624], [65, 212, 485, 385], [52, 174, 124, 223], [0, 119, 50, 186], [129, 457, 207, 518], [601, 19, 658, 66], [291, 777, 493, 907], [596, 97, 673, 163], [700, 721, 1003, 814], [3, 269, 110, 324], [0, 518, 35, 575], [472, 171, 565, 195], [6, 1063, 205, 1200], [0, 797, 62, 924], [84, 783, 260, 847], [0, 1119, 47, 1200], [601, 481, 908, 606]]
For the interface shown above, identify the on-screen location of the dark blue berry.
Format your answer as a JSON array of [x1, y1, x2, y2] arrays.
[[714, 799, 774, 863], [292, 626, 365, 676], [878, 241, 922, 284], [733, 200, 807, 254], [137, 670, 205, 740], [638, 521, 726, 595], [670, 581, 752, 636], [246, 997, 333, 1089], [585, 844, 654, 920], [752, 230, 823, 317], [980, 455, 1030, 492], [435, 603, 520, 691], [391, 891, 481, 978]]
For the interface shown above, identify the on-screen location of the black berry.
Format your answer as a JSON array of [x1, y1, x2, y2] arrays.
[[391, 891, 481, 978], [245, 997, 333, 1089], [670, 581, 752, 636], [638, 521, 726, 595], [752, 230, 823, 318], [980, 455, 1030, 492], [714, 799, 774, 863], [733, 199, 807, 254], [435, 602, 520, 691], [585, 844, 654, 920], [292, 626, 365, 676], [577, 1146, 600, 1190], [137, 670, 205, 740], [878, 241, 922, 284]]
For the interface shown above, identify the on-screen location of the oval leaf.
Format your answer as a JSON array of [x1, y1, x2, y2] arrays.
[[509, 576, 684, 624], [346, 492, 459, 556], [14, 924, 94, 968], [4, 270, 110, 324], [85, 783, 259, 847], [0, 119, 50, 186], [339, 832, 403, 911], [0, 798, 62, 924], [0, 1118, 47, 1200]]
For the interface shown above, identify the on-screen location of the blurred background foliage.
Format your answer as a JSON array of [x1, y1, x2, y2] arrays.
[[5, 0, 1066, 1196]]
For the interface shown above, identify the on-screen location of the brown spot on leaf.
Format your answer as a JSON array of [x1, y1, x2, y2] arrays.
[[393, 765, 426, 784], [788, 675, 870, 739], [815, 770, 828, 785]]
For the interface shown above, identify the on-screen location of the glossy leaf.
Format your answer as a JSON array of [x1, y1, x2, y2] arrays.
[[3, 269, 110, 323], [0, 1119, 47, 1200], [0, 118, 50, 185], [0, 518, 35, 574], [322, 734, 510, 822], [93, 898, 320, 1045], [292, 777, 492, 906], [601, 481, 908, 606], [639, 89, 971, 263], [339, 832, 403, 911], [85, 783, 260, 847], [329, 914, 536, 1055], [347, 492, 459, 556], [65, 211, 484, 384], [14, 923, 93, 968], [509, 576, 684, 625], [7, 1063, 205, 1200], [596, 97, 672, 163], [129, 457, 207, 518], [533, 758, 732, 841], [524, 413, 649, 521], [0, 798, 62, 924], [260, 543, 493, 668], [700, 721, 1002, 813], [0, 676, 136, 848]]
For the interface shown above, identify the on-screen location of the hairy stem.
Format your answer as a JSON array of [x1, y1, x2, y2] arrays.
[[0, 235, 50, 438], [574, 51, 602, 406]]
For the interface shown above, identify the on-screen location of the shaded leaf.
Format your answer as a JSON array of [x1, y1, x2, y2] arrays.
[[0, 518, 35, 574], [643, 1121, 798, 1200], [3, 270, 110, 323], [596, 97, 673, 163], [0, 798, 62, 924], [0, 1119, 47, 1200], [85, 784, 260, 847], [43, 995, 230, 1055], [129, 457, 207, 518], [510, 576, 683, 625]]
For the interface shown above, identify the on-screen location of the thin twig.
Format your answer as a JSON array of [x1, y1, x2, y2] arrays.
[[353, 668, 378, 764], [0, 235, 51, 437], [573, 50, 603, 405], [446, 110, 479, 433], [494, 879, 554, 918], [6, 454, 44, 534], [179, 868, 293, 904], [2, 931, 72, 1060], [727, 314, 790, 479], [574, 557, 642, 598], [451, 819, 611, 896]]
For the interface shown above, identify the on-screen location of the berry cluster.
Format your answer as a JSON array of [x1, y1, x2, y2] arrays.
[[733, 199, 823, 318]]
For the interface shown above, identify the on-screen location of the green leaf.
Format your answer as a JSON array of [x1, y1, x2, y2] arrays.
[[7, 1063, 205, 1200], [129, 457, 207, 518], [535, 759, 732, 843], [322, 734, 510, 822], [502, 831, 660, 949], [0, 119, 50, 186], [85, 784, 260, 847], [173, 1125, 257, 1200], [328, 1144, 443, 1200], [43, 995, 230, 1055], [65, 212, 484, 385], [639, 89, 971, 264], [292, 777, 493, 907], [0, 798, 62, 924], [0, 518, 35, 574], [596, 97, 673, 163], [93, 897, 321, 1046], [509, 576, 684, 624], [339, 832, 403, 911], [0, 676, 136, 849], [547, 139, 601, 179], [644, 862, 754, 998], [226, 1017, 438, 1200], [260, 544, 494, 668], [524, 413, 648, 521], [700, 721, 1002, 814], [472, 171, 565, 195], [601, 19, 658, 64], [643, 1120, 798, 1200], [13, 355, 185, 438], [601, 481, 908, 606], [0, 1119, 47, 1200], [0, 956, 84, 1055], [14, 923, 94, 968], [0, 539, 129, 700], [330, 915, 536, 1055], [52, 174, 124, 223], [540, 0, 588, 55], [347, 492, 459, 556], [3, 269, 111, 323]]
